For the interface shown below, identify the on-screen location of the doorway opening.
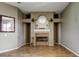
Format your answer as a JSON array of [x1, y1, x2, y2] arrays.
[[54, 23, 59, 45], [25, 23, 31, 45]]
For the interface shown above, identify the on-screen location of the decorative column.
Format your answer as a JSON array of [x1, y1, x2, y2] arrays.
[[48, 18, 54, 46], [31, 18, 36, 46]]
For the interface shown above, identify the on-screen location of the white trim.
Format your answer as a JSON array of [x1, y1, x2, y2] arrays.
[[60, 43, 79, 57], [0, 47, 18, 53], [17, 43, 26, 49], [0, 43, 25, 53], [58, 23, 61, 44]]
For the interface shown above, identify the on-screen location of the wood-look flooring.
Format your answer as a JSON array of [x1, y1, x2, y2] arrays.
[[0, 44, 76, 57]]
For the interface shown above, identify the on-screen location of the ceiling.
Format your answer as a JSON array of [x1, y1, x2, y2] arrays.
[[6, 2, 70, 14]]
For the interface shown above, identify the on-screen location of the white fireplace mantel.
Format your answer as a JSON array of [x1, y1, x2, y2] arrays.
[[34, 29, 50, 32]]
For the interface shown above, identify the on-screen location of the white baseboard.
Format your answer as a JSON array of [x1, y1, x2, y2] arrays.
[[60, 43, 79, 57], [17, 43, 26, 49], [0, 43, 25, 53], [0, 47, 17, 53]]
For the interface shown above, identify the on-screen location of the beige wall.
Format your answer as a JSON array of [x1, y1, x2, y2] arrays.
[[31, 12, 53, 19]]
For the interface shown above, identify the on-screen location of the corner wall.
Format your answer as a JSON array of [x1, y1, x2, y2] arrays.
[[61, 2, 79, 55], [17, 9, 25, 47]]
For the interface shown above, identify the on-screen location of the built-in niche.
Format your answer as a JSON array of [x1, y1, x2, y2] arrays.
[[53, 13, 60, 19], [23, 13, 31, 19]]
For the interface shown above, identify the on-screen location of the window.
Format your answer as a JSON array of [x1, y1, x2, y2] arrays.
[[0, 15, 15, 32]]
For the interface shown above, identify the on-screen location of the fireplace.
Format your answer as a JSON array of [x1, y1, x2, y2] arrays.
[[35, 32, 49, 45], [36, 37, 48, 42]]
